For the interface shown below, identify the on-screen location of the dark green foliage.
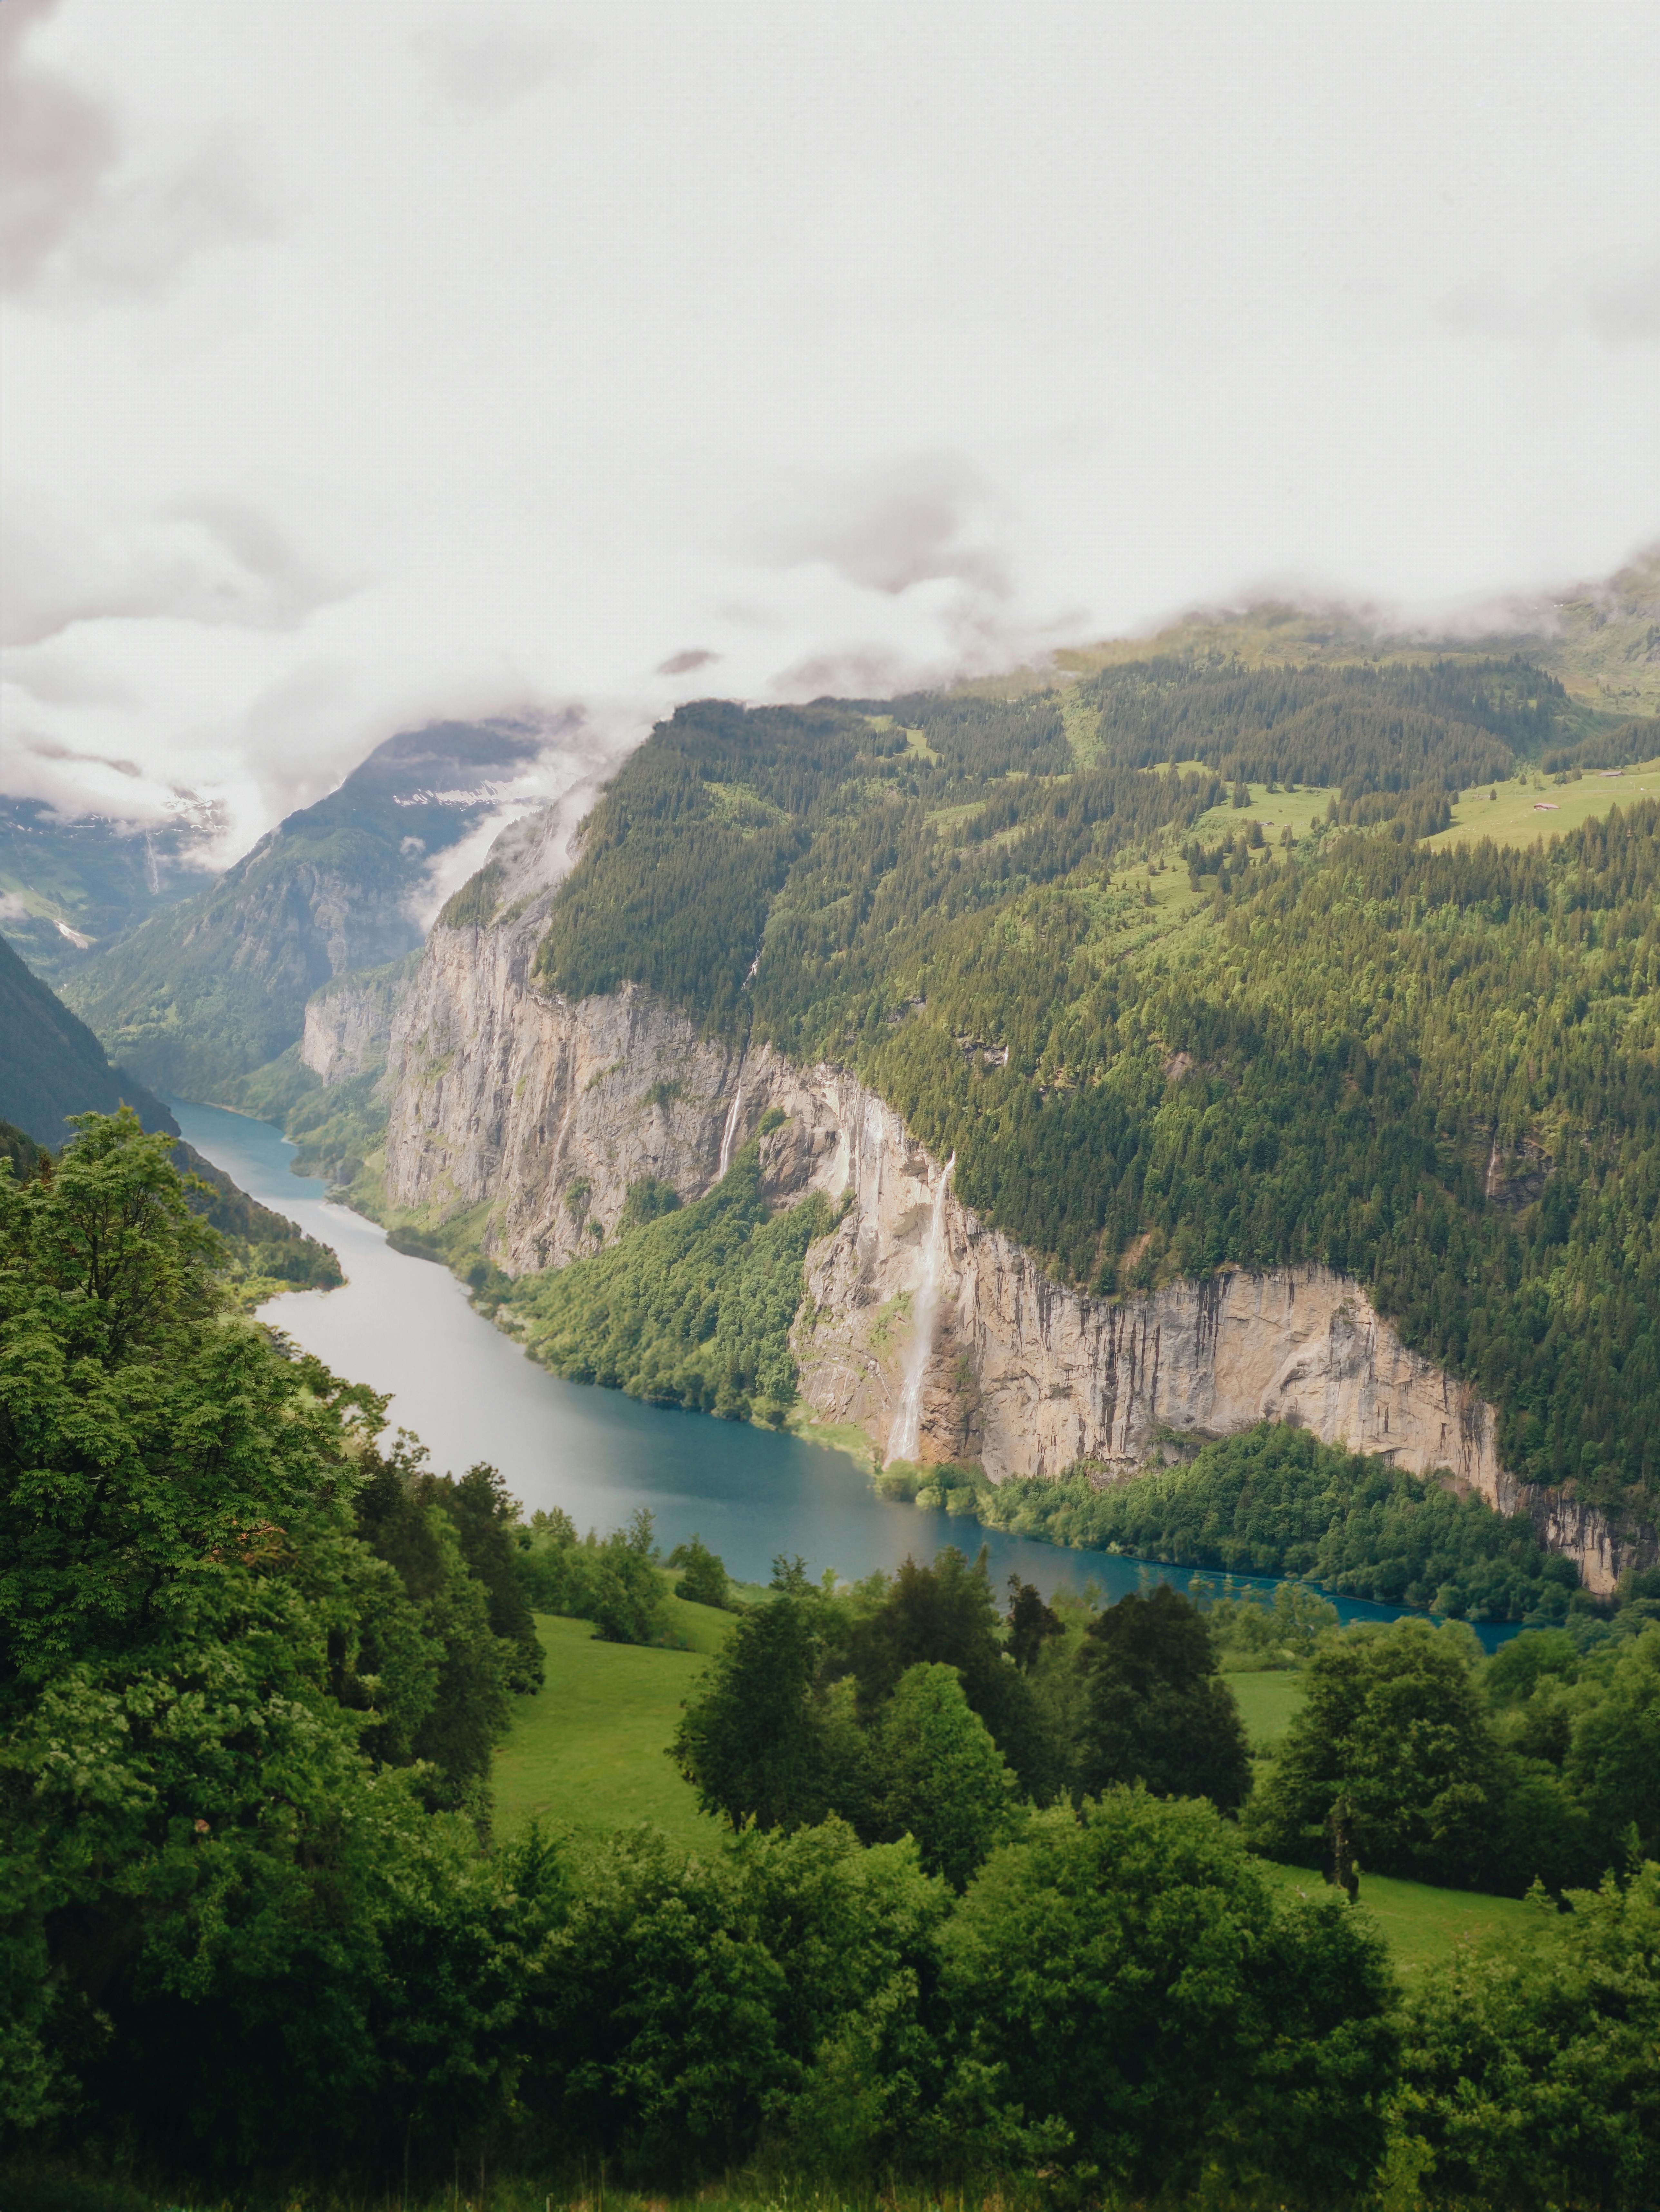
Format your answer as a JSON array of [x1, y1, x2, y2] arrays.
[[1004, 1575, 1063, 1669], [529, 1819, 947, 2182], [0, 930, 175, 1144], [982, 1423, 1581, 1624], [511, 1505, 671, 1646], [617, 1173, 682, 1232], [673, 1592, 829, 1830], [1483, 1621, 1660, 1890], [1075, 1584, 1252, 1810], [511, 1137, 833, 1424], [939, 1790, 1399, 2203], [667, 1531, 732, 1609], [1399, 1861, 1660, 2212], [350, 1445, 515, 1805], [1068, 654, 1544, 788], [172, 1136, 342, 1297], [868, 1662, 1016, 1887], [0, 1111, 548, 2164], [841, 1546, 1056, 1800], [1248, 1618, 1509, 1888], [587, 1510, 671, 1644], [437, 1461, 546, 1692], [436, 855, 505, 929], [1245, 1613, 1660, 1899], [0, 1119, 43, 1184], [1542, 710, 1660, 774]]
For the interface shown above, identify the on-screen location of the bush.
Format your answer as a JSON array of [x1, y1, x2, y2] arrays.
[[939, 1790, 1398, 2201], [667, 1531, 732, 1609], [1074, 1583, 1252, 1810]]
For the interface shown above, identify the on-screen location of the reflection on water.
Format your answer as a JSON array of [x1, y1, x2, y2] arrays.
[[175, 1099, 1515, 1644]]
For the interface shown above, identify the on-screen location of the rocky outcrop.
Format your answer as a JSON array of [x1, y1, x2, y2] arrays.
[[379, 816, 1650, 1597], [301, 953, 421, 1084]]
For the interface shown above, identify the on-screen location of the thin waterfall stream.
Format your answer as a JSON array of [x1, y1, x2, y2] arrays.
[[717, 1079, 744, 1179]]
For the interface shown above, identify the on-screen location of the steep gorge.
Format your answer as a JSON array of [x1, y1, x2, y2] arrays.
[[376, 879, 1646, 1596]]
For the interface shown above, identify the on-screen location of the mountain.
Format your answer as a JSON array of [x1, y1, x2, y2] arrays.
[[0, 931, 340, 1301], [0, 929, 176, 1142], [1043, 542, 1660, 722], [0, 796, 220, 990], [58, 721, 546, 1099], [352, 650, 1659, 1601]]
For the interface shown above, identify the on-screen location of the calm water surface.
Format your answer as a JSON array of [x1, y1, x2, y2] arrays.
[[176, 1100, 1514, 1644]]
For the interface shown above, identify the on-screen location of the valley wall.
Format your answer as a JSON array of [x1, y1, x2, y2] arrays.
[[377, 891, 1649, 1595]]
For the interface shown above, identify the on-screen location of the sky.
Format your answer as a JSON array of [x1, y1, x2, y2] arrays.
[[3, 0, 1658, 865]]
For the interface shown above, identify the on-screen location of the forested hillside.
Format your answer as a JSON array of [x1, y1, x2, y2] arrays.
[[0, 930, 175, 1142], [532, 659, 1659, 1528]]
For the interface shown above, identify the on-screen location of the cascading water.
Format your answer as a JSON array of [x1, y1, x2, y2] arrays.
[[717, 1081, 744, 1179], [888, 1153, 955, 1463]]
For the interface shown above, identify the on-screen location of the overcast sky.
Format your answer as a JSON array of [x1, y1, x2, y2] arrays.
[[3, 0, 1657, 863]]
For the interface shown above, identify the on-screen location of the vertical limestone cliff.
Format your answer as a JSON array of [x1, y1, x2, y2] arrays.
[[378, 832, 1647, 1596]]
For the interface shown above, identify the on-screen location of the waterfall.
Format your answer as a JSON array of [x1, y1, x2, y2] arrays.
[[717, 1081, 744, 1179], [888, 1154, 955, 1463]]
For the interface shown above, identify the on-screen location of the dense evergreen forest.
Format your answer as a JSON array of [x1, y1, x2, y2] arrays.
[[532, 660, 1660, 1527], [6, 1115, 1659, 2211]]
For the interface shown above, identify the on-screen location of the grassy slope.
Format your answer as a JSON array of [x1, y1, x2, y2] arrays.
[[494, 1638, 1544, 1969], [1231, 1666, 1542, 1969], [1255, 1859, 1547, 1975], [1227, 1668, 1308, 1748], [492, 1605, 736, 1847], [1424, 753, 1660, 851]]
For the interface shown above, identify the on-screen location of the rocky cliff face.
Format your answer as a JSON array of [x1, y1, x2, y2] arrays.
[[300, 954, 421, 1084], [379, 833, 1648, 1596]]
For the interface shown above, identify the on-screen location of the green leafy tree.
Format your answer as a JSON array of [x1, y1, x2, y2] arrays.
[[1004, 1575, 1063, 1670], [870, 1662, 1016, 1888], [527, 1819, 946, 2182], [0, 1112, 555, 2169], [667, 1532, 732, 1610], [1074, 1585, 1252, 1810], [1399, 1860, 1660, 2212], [352, 1444, 513, 1807], [588, 1508, 669, 1645], [438, 1460, 545, 1693], [843, 1547, 1057, 1800], [671, 1594, 826, 1830], [938, 1790, 1398, 2202], [1248, 1616, 1505, 1886]]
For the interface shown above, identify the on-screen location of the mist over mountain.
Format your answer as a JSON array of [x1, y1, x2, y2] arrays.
[[53, 717, 596, 1097]]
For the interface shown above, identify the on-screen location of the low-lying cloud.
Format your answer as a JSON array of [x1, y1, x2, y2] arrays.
[[2, 0, 1656, 867]]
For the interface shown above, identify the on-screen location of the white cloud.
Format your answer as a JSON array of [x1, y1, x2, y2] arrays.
[[1, 0, 1656, 863]]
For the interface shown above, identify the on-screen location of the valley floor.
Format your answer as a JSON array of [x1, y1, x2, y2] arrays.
[[493, 1611, 1542, 1972]]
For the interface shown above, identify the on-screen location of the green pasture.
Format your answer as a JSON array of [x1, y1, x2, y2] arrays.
[[1256, 1859, 1549, 1976], [1228, 1666, 1307, 1748], [494, 1640, 1540, 1975], [492, 1605, 734, 1846], [1425, 754, 1660, 852]]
